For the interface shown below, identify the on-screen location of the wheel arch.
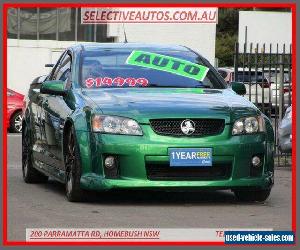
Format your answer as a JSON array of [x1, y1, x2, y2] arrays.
[[62, 109, 94, 176], [9, 108, 22, 124], [22, 107, 32, 126], [264, 116, 275, 173], [62, 118, 74, 164], [264, 116, 275, 143]]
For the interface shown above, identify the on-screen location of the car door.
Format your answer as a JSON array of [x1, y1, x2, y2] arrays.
[[28, 80, 48, 164], [42, 52, 73, 172], [29, 52, 68, 173], [7, 89, 18, 119]]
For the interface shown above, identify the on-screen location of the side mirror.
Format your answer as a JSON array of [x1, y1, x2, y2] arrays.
[[40, 80, 67, 96], [231, 82, 246, 95], [31, 75, 47, 85]]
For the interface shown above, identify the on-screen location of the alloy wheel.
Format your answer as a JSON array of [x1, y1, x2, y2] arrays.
[[65, 131, 76, 195]]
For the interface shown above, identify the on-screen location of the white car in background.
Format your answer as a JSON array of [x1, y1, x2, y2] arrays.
[[218, 67, 291, 111], [278, 106, 292, 153]]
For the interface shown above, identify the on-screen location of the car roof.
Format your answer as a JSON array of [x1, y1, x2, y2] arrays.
[[218, 67, 267, 73], [70, 42, 193, 53], [217, 67, 234, 72], [218, 67, 290, 73]]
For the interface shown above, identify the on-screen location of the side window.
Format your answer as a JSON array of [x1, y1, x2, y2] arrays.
[[218, 70, 227, 79], [54, 54, 71, 82], [49, 51, 66, 80]]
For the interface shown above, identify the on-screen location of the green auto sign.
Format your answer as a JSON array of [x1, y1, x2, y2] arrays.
[[126, 50, 209, 81]]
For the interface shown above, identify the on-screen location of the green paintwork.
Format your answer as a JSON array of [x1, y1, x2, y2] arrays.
[[24, 43, 274, 194], [80, 129, 274, 190], [40, 80, 66, 96], [126, 50, 209, 81]]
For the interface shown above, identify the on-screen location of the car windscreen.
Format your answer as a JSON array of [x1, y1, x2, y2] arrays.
[[236, 72, 265, 83], [80, 49, 225, 89]]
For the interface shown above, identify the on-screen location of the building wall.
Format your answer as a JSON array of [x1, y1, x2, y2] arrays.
[[8, 39, 74, 94], [239, 11, 292, 53], [8, 23, 216, 94]]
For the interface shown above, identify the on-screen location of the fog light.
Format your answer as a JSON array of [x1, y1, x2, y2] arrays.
[[252, 156, 261, 167], [104, 156, 116, 169]]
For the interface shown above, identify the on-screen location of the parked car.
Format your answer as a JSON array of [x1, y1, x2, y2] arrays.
[[278, 106, 292, 153], [217, 67, 234, 83], [22, 43, 274, 202], [218, 67, 290, 111], [7, 89, 24, 133], [270, 72, 292, 108], [218, 67, 271, 105]]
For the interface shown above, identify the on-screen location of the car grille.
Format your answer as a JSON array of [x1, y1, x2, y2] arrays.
[[145, 163, 232, 181], [149, 119, 225, 136]]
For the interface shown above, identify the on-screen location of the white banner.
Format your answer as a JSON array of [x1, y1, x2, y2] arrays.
[[26, 228, 272, 242], [81, 8, 218, 24]]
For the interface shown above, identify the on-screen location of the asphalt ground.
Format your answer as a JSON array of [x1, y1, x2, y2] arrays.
[[7, 133, 292, 241]]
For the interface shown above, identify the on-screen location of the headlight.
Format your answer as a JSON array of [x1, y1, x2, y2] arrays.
[[92, 115, 143, 136], [232, 116, 265, 135]]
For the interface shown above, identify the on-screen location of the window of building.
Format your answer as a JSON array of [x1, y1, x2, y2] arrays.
[[7, 7, 112, 42], [38, 8, 57, 40], [76, 10, 94, 42], [7, 8, 18, 39], [58, 8, 75, 41], [19, 8, 38, 40]]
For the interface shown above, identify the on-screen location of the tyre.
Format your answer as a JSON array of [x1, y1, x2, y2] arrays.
[[10, 110, 23, 133], [22, 122, 48, 183], [64, 126, 85, 202], [234, 189, 271, 202]]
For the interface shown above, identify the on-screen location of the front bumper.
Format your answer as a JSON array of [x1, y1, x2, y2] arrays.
[[81, 173, 274, 191], [78, 125, 274, 191]]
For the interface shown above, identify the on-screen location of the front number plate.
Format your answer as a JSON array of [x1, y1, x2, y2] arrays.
[[169, 148, 212, 167]]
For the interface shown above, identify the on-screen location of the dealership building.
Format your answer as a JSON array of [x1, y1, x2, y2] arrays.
[[7, 7, 218, 94]]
